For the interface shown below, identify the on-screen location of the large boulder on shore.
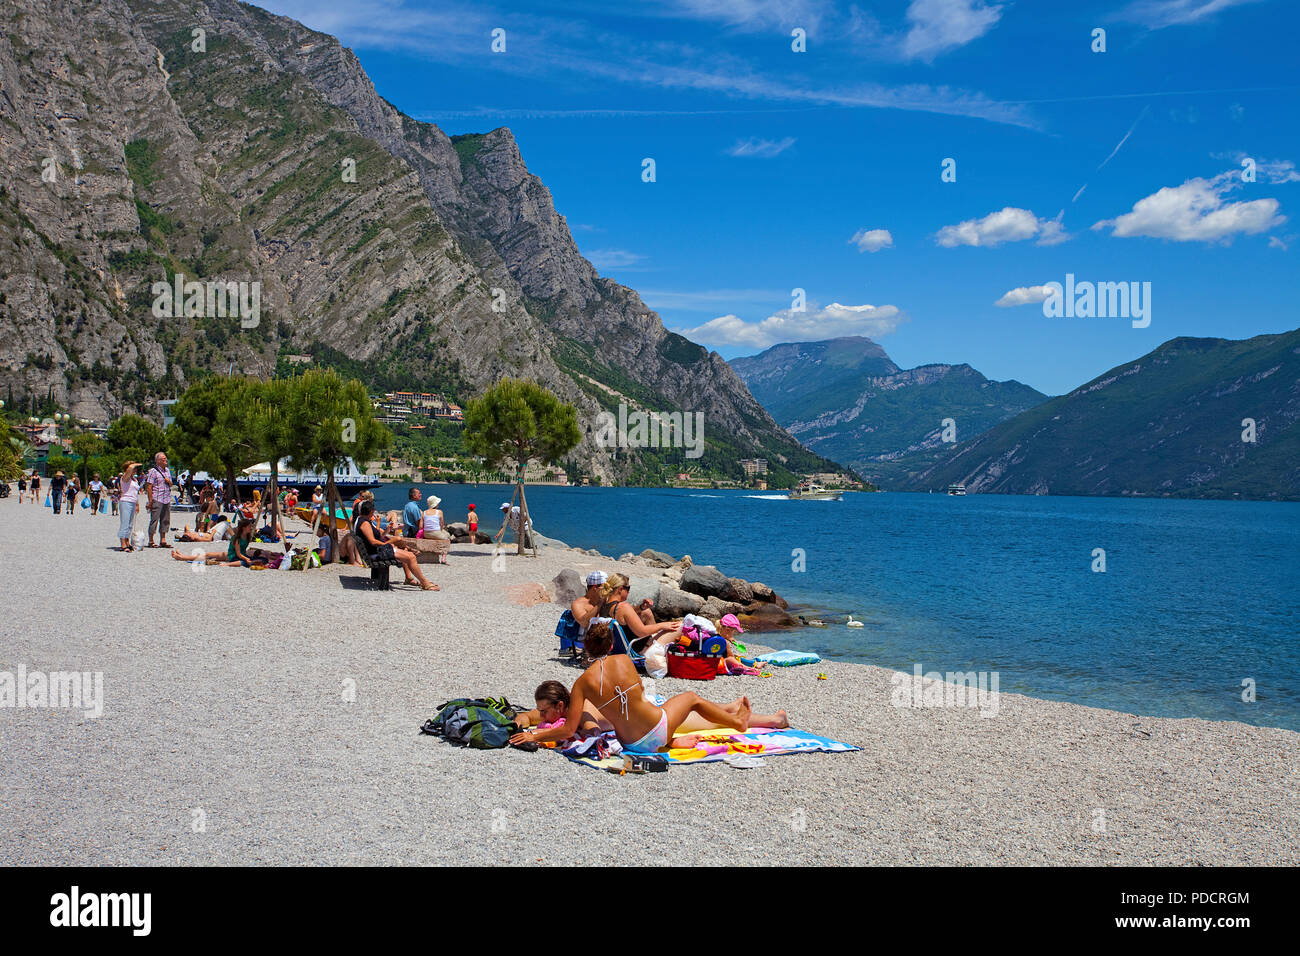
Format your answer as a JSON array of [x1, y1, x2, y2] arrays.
[[749, 581, 787, 608], [655, 585, 703, 620], [446, 521, 469, 537], [627, 578, 660, 609], [700, 596, 746, 621], [474, 531, 493, 544], [640, 548, 675, 568], [552, 569, 584, 605], [721, 577, 754, 604], [738, 602, 799, 631], [680, 564, 728, 598]]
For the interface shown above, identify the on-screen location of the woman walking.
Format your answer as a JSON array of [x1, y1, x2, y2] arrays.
[[117, 462, 141, 551]]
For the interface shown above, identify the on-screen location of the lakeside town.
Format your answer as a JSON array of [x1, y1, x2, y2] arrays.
[[3, 389, 863, 492]]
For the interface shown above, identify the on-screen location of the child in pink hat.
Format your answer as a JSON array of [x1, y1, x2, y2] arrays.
[[718, 613, 762, 676]]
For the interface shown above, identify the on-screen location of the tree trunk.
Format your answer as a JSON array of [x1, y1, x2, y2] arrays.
[[268, 462, 287, 553], [225, 463, 241, 507], [515, 465, 531, 556], [325, 474, 343, 563]]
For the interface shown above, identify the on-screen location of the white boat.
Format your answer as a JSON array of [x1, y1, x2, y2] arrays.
[[788, 481, 843, 501], [946, 483, 967, 496]]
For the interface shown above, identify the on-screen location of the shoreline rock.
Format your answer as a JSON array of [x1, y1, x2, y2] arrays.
[[549, 545, 802, 629]]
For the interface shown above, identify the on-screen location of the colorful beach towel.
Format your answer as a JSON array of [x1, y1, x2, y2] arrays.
[[756, 649, 822, 667], [558, 725, 857, 771]]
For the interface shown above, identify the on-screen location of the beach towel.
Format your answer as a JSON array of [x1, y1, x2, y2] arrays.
[[756, 649, 822, 667], [558, 725, 856, 771]]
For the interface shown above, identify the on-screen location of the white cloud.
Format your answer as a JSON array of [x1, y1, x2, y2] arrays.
[[255, 1, 1036, 129], [676, 302, 905, 349], [584, 248, 647, 269], [1092, 176, 1285, 242], [849, 228, 893, 252], [1268, 236, 1288, 251], [1117, 0, 1265, 30], [995, 285, 1054, 307], [901, 0, 1004, 60], [935, 207, 1069, 247], [727, 136, 796, 158]]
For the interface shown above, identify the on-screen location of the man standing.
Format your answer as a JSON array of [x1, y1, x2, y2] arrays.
[[496, 501, 533, 548], [145, 452, 173, 548], [402, 487, 424, 538], [49, 470, 66, 515]]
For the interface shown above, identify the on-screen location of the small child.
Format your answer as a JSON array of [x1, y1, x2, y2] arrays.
[[717, 613, 762, 676], [467, 503, 478, 538]]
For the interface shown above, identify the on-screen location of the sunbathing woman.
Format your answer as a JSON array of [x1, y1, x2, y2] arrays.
[[596, 573, 682, 652], [176, 516, 233, 542], [355, 501, 439, 591], [509, 622, 782, 753]]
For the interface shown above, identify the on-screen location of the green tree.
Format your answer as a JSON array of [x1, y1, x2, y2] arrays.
[[250, 378, 298, 550], [166, 376, 262, 506], [463, 378, 580, 555], [106, 414, 166, 457], [69, 431, 106, 485], [288, 369, 392, 559], [0, 420, 24, 480]]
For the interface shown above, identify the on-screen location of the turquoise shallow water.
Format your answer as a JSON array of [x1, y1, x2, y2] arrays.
[[374, 484, 1300, 732]]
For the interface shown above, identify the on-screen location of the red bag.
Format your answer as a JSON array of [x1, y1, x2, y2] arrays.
[[666, 645, 716, 681]]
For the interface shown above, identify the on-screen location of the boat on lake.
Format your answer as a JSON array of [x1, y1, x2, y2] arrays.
[[947, 483, 967, 496], [788, 481, 843, 501]]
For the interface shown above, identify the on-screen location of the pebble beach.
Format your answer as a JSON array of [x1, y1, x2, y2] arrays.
[[1, 499, 1296, 866]]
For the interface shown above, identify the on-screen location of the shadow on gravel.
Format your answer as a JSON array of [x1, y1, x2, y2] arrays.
[[338, 576, 380, 591]]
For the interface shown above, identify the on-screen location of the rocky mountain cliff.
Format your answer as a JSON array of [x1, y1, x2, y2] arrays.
[[730, 336, 1046, 486], [0, 0, 833, 482], [907, 330, 1300, 499]]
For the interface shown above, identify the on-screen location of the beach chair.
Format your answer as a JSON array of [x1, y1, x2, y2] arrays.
[[555, 610, 583, 660], [351, 531, 399, 590], [610, 620, 648, 673]]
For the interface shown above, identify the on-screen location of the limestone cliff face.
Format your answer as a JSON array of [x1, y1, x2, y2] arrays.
[[0, 0, 831, 480]]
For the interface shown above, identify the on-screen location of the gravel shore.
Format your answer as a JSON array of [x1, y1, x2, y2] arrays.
[[1, 497, 1296, 866]]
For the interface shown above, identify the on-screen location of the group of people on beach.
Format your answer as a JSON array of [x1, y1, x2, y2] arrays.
[[507, 569, 788, 755]]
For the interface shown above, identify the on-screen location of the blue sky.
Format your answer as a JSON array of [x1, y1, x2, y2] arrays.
[[257, 0, 1298, 396]]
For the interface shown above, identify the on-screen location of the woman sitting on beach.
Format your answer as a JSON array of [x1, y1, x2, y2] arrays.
[[419, 495, 450, 540], [355, 501, 439, 591], [512, 673, 788, 746], [227, 518, 261, 567], [509, 623, 784, 753], [596, 573, 683, 651]]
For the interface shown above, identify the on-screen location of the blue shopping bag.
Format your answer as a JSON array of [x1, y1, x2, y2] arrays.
[[80, 497, 90, 509], [44, 494, 51, 508], [99, 498, 109, 514]]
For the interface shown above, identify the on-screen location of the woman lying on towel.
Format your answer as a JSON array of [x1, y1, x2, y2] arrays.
[[508, 623, 789, 753]]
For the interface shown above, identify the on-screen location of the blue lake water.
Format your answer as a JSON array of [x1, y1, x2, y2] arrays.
[[374, 485, 1300, 732]]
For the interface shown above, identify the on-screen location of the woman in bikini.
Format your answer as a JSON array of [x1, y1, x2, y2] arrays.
[[508, 622, 788, 753]]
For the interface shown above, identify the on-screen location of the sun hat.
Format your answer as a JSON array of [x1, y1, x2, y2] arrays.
[[426, 495, 442, 508], [500, 502, 511, 511], [719, 613, 745, 633], [468, 503, 475, 510], [585, 570, 608, 588]]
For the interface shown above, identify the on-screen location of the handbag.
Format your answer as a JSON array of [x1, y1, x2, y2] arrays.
[[666, 645, 717, 681]]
